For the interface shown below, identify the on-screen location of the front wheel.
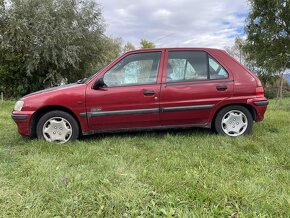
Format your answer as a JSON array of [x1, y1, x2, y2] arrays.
[[214, 105, 253, 137], [36, 111, 79, 143]]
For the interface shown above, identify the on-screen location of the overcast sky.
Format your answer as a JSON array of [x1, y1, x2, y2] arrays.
[[98, 0, 249, 49]]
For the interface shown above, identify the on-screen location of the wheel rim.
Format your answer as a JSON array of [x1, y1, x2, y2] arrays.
[[221, 110, 248, 137], [42, 117, 72, 143]]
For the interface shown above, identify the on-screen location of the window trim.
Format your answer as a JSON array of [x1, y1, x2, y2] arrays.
[[93, 49, 165, 89], [206, 52, 210, 80], [208, 55, 229, 80], [102, 51, 162, 88], [165, 51, 229, 84], [99, 82, 160, 89], [165, 79, 234, 86]]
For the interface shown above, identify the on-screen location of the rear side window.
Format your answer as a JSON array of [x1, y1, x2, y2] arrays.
[[167, 51, 228, 82]]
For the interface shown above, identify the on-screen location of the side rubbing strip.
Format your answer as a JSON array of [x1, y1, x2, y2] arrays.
[[92, 108, 160, 117], [161, 104, 215, 112], [80, 112, 87, 118], [79, 105, 215, 117], [80, 108, 159, 118]]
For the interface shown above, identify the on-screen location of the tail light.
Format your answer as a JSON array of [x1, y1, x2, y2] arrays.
[[256, 86, 264, 97], [256, 79, 262, 87], [255, 77, 264, 97]]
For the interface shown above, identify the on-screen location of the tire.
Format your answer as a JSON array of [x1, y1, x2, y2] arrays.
[[214, 105, 253, 137], [36, 110, 79, 143]]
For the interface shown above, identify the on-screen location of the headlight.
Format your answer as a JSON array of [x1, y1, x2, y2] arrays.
[[14, 101, 24, 111]]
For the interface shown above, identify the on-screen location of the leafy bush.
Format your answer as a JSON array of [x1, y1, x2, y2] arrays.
[[0, 0, 106, 98]]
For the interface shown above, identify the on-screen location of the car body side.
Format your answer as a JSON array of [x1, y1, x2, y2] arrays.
[[11, 48, 268, 137]]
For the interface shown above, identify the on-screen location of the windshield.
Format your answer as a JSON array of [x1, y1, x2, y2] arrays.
[[77, 57, 121, 84], [77, 68, 104, 84]]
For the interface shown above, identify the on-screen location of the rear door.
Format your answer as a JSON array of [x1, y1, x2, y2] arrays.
[[160, 49, 234, 126]]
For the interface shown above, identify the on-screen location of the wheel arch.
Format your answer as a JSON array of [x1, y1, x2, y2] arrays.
[[30, 105, 82, 138], [211, 103, 257, 129]]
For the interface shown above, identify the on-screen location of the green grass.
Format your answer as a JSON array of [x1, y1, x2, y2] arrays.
[[0, 99, 289, 217]]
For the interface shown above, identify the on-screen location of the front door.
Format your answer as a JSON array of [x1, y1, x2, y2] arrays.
[[160, 50, 234, 126], [86, 51, 163, 131]]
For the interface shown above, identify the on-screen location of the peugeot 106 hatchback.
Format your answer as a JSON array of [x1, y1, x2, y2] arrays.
[[12, 48, 268, 143]]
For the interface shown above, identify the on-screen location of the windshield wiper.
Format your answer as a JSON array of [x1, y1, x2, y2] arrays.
[[77, 78, 87, 84]]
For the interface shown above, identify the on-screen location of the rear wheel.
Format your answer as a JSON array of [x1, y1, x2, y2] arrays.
[[36, 111, 79, 143], [214, 105, 253, 136]]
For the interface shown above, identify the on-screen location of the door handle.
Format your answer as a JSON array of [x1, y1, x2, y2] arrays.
[[143, 90, 155, 96], [216, 85, 228, 91]]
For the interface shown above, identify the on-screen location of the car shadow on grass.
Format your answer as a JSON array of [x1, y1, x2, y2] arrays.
[[80, 126, 213, 141]]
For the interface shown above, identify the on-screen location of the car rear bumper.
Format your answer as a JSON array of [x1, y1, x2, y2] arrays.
[[247, 98, 269, 122], [253, 100, 269, 106], [11, 111, 34, 137]]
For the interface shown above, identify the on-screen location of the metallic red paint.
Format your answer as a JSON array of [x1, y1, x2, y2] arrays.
[[12, 48, 268, 138]]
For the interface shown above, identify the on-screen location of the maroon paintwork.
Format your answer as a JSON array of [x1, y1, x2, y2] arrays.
[[12, 48, 268, 137]]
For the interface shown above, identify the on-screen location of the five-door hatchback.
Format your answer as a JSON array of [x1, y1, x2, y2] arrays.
[[12, 48, 268, 143]]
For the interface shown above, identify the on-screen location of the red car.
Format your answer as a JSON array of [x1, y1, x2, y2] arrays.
[[12, 48, 268, 143]]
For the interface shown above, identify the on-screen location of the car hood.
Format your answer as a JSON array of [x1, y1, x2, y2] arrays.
[[23, 83, 83, 98]]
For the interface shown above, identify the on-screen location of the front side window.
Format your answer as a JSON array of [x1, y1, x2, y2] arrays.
[[103, 52, 161, 87], [166, 51, 228, 82]]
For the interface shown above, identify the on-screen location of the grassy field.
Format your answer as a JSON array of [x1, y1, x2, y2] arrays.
[[0, 99, 289, 217]]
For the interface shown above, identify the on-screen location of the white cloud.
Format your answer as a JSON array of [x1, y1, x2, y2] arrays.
[[98, 0, 249, 49], [153, 9, 172, 18], [115, 9, 129, 17]]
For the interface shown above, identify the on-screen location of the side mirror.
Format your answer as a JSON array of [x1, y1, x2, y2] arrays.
[[92, 77, 106, 89]]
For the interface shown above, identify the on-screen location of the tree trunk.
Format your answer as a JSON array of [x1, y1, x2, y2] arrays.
[[278, 73, 283, 98], [277, 61, 288, 99]]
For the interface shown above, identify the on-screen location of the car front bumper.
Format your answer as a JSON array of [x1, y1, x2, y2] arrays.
[[11, 111, 34, 137]]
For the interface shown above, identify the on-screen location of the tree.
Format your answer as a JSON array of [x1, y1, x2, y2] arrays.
[[140, 39, 155, 49], [225, 37, 245, 64], [226, 37, 280, 98], [0, 0, 105, 97], [123, 42, 136, 53], [92, 37, 123, 72], [226, 37, 278, 86], [243, 0, 290, 98], [86, 38, 138, 78]]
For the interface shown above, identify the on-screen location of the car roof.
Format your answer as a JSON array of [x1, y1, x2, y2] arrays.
[[129, 48, 225, 53]]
